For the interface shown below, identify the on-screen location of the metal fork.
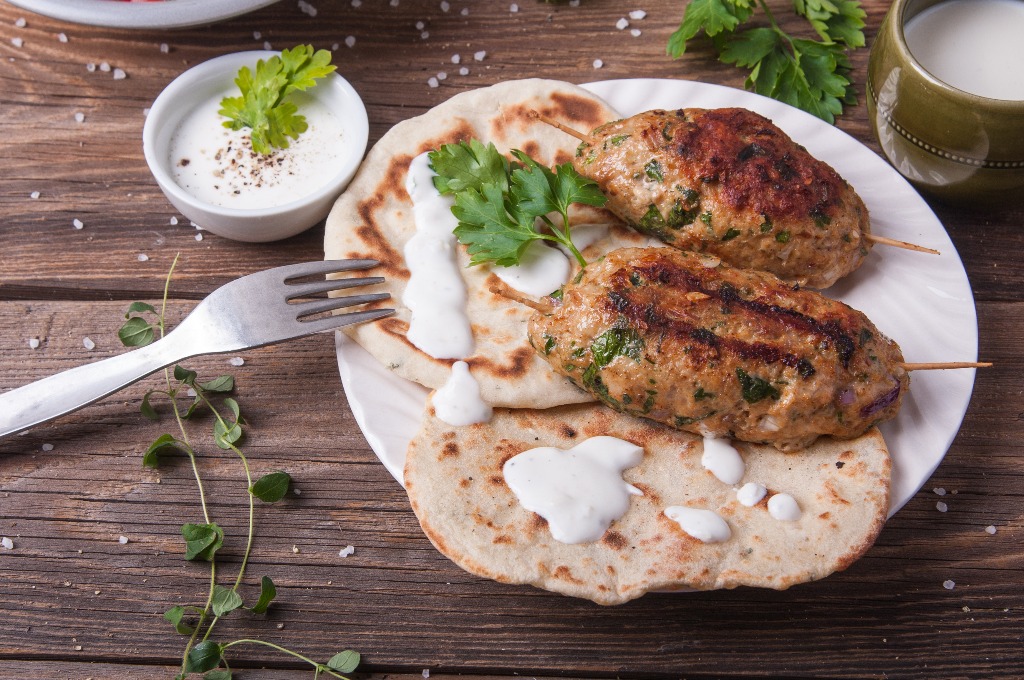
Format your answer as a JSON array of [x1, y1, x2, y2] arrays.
[[0, 260, 394, 439]]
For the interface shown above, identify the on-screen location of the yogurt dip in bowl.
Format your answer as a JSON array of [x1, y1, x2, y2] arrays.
[[143, 50, 368, 242]]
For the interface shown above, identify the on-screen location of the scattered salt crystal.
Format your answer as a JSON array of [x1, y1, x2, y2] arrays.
[[169, 216, 179, 225], [143, 107, 150, 116], [570, 0, 580, 5], [943, 579, 956, 590], [186, 388, 197, 398], [458, 67, 469, 76], [390, 0, 399, 5], [195, 233, 203, 241], [99, 62, 111, 72], [339, 545, 355, 557], [440, 0, 450, 11], [113, 68, 126, 80], [345, 35, 356, 48], [630, 28, 642, 37], [159, 43, 169, 53], [118, 536, 128, 544], [73, 217, 84, 228], [422, 670, 430, 679], [298, 0, 318, 17], [451, 53, 461, 64], [437, 71, 447, 81], [421, 31, 430, 39], [352, 0, 362, 6], [415, 20, 425, 29], [30, 191, 39, 199], [1, 537, 14, 550], [95, 590, 101, 595], [292, 545, 300, 553], [934, 487, 947, 496], [83, 337, 95, 350], [460, 7, 469, 15], [332, 42, 340, 50], [74, 645, 82, 651], [11, 37, 23, 48], [428, 76, 439, 88], [292, 488, 301, 495], [276, 622, 286, 629], [629, 9, 647, 20], [28, 338, 40, 349], [41, 443, 54, 452], [137, 253, 149, 262], [253, 31, 262, 40], [263, 41, 272, 50], [474, 50, 486, 61], [985, 525, 997, 534], [74, 112, 85, 123], [616, 18, 629, 29], [229, 357, 245, 367], [58, 33, 68, 43], [510, 3, 519, 11], [593, 59, 604, 69], [15, 17, 27, 27], [936, 501, 948, 512], [86, 63, 96, 72]]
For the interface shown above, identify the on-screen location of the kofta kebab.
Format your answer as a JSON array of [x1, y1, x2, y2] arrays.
[[487, 108, 987, 451]]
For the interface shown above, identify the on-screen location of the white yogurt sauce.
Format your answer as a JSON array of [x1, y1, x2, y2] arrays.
[[736, 482, 767, 507], [904, 0, 1024, 100], [701, 436, 745, 485], [169, 89, 344, 209], [502, 436, 644, 544], [432, 361, 492, 426], [767, 493, 802, 521], [403, 153, 474, 359], [493, 240, 570, 298], [664, 506, 732, 543]]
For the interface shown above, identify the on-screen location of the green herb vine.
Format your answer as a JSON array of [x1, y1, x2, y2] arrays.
[[119, 254, 360, 679]]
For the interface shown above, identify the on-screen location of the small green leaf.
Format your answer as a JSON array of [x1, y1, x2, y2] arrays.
[[211, 585, 244, 617], [125, 301, 158, 317], [185, 640, 224, 674], [174, 365, 198, 385], [327, 650, 361, 673], [250, 575, 277, 614], [181, 522, 224, 561], [143, 433, 184, 468], [140, 391, 160, 421], [214, 419, 244, 450], [200, 375, 235, 393], [250, 471, 291, 503], [163, 605, 195, 635], [204, 670, 232, 680], [118, 317, 154, 347]]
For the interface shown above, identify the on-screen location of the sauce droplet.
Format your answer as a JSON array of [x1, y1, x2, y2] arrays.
[[664, 506, 732, 543], [701, 436, 745, 485], [432, 361, 492, 426], [767, 493, 802, 521]]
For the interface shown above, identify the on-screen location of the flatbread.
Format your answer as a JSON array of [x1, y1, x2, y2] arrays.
[[405, 402, 890, 605], [324, 79, 657, 408]]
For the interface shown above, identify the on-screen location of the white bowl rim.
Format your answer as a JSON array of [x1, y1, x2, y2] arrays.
[[142, 50, 369, 221]]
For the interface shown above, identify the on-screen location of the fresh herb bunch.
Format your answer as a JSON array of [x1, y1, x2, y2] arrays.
[[119, 255, 359, 679], [218, 44, 336, 154], [428, 139, 607, 268], [667, 0, 865, 123]]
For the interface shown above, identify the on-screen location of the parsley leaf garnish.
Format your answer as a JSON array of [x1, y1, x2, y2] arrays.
[[429, 141, 606, 268], [667, 0, 864, 123], [218, 44, 336, 154]]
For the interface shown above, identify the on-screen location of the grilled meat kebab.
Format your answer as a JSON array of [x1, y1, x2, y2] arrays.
[[527, 247, 908, 451], [572, 108, 871, 289]]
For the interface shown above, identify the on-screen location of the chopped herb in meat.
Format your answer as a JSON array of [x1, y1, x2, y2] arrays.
[[736, 368, 781, 403]]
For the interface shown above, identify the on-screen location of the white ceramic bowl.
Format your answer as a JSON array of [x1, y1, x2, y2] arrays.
[[143, 51, 369, 243]]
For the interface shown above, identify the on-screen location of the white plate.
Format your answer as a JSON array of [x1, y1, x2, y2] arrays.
[[336, 78, 980, 517], [4, 0, 280, 29]]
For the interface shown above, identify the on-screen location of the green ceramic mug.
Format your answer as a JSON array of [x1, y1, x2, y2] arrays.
[[867, 0, 1024, 204]]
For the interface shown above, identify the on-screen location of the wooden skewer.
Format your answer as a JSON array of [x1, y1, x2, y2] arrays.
[[900, 361, 992, 371], [488, 282, 553, 313], [863, 233, 940, 255], [530, 109, 940, 257]]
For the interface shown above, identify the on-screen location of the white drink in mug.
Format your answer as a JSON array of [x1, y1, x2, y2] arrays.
[[903, 0, 1024, 101]]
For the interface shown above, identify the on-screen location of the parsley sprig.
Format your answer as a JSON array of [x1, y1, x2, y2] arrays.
[[428, 139, 607, 269], [218, 45, 336, 154], [119, 254, 359, 679], [668, 0, 865, 123]]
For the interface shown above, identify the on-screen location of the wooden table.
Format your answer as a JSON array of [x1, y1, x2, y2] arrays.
[[1, 1, 1021, 677]]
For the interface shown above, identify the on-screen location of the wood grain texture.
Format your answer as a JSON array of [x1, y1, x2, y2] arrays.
[[1, 1, 1022, 678]]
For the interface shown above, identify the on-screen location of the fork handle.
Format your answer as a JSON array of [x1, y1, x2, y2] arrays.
[[0, 337, 183, 439]]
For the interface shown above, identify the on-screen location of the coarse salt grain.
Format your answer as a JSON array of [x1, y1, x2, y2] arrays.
[[195, 233, 203, 241], [339, 545, 355, 557], [422, 671, 430, 679], [437, 71, 447, 80], [345, 35, 356, 47], [15, 17, 27, 27], [58, 33, 68, 43], [451, 53, 461, 64], [253, 31, 262, 40], [137, 253, 149, 262], [74, 112, 85, 123], [332, 42, 340, 50], [510, 3, 519, 11], [616, 18, 629, 29], [28, 338, 40, 349], [41, 443, 54, 452], [936, 501, 948, 512], [113, 68, 126, 80], [143, 107, 150, 116], [934, 487, 947, 496], [73, 218, 84, 229], [631, 28, 642, 36], [570, 0, 580, 5], [985, 525, 997, 534], [159, 43, 169, 53], [428, 76, 439, 88], [1, 537, 13, 550], [169, 216, 179, 225], [118, 535, 128, 544], [30, 191, 40, 199], [83, 337, 95, 350], [292, 545, 300, 553], [390, 0, 399, 5], [474, 50, 486, 61], [459, 67, 469, 76], [99, 62, 111, 72], [229, 357, 245, 367], [352, 0, 362, 6], [943, 579, 956, 590], [263, 41, 273, 50], [86, 63, 96, 72], [629, 9, 647, 19], [440, 0, 450, 11], [460, 7, 468, 15], [593, 59, 604, 69], [11, 37, 23, 48], [415, 20, 425, 29], [421, 31, 430, 39]]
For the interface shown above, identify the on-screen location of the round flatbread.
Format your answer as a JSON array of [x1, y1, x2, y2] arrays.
[[324, 79, 656, 408], [405, 402, 891, 605]]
